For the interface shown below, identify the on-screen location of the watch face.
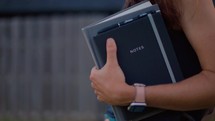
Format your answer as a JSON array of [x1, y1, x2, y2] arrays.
[[127, 102, 146, 112]]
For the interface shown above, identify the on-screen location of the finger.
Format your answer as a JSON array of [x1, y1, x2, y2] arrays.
[[90, 66, 99, 81], [97, 96, 100, 101], [94, 90, 97, 95], [106, 38, 119, 67], [91, 82, 99, 90], [91, 82, 95, 88], [97, 95, 104, 102]]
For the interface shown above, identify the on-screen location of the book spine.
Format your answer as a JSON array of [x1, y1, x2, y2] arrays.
[[147, 13, 177, 83], [81, 29, 101, 68]]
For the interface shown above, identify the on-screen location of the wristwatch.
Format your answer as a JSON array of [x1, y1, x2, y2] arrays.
[[127, 83, 147, 112]]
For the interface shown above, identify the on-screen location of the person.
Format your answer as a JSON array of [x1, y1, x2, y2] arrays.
[[90, 0, 215, 120]]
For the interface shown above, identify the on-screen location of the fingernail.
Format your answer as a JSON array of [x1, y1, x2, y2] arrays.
[[107, 38, 115, 47], [107, 38, 114, 44]]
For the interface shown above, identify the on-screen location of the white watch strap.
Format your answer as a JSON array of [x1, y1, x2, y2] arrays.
[[134, 83, 146, 104]]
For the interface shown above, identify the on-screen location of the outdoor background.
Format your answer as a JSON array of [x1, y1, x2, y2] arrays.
[[0, 0, 124, 121]]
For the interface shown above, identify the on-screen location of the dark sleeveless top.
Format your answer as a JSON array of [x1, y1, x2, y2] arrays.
[[167, 30, 204, 121], [168, 30, 201, 78]]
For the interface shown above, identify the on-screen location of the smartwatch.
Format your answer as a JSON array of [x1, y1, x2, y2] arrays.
[[127, 83, 146, 112]]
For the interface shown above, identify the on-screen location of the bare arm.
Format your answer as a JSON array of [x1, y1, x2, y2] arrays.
[[146, 71, 215, 111], [145, 0, 215, 111]]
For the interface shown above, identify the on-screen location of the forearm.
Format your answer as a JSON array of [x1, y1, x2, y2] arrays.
[[145, 71, 215, 111]]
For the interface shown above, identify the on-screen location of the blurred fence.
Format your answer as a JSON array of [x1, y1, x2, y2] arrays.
[[0, 13, 107, 121]]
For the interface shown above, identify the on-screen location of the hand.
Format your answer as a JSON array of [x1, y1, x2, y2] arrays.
[[90, 38, 135, 106]]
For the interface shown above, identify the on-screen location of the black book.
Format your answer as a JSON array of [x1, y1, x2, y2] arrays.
[[82, 1, 184, 121]]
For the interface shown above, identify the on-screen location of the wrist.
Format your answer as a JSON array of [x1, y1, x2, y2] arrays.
[[127, 85, 136, 103], [127, 83, 147, 112], [119, 85, 136, 105]]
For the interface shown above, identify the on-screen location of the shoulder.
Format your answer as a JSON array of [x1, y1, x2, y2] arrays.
[[180, 0, 214, 20], [180, 0, 215, 43], [180, 0, 215, 41]]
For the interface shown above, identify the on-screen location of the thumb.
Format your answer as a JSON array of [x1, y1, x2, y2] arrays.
[[106, 38, 119, 67]]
